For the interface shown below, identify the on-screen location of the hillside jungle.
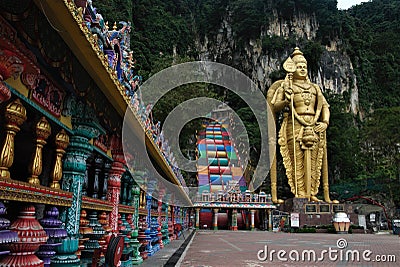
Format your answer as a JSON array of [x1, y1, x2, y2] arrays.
[[94, 0, 400, 216]]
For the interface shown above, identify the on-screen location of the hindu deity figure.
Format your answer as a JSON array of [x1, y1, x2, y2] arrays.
[[267, 47, 335, 203]]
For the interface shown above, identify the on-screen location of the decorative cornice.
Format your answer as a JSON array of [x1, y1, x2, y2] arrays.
[[138, 208, 147, 216], [81, 196, 113, 212], [118, 204, 135, 214], [194, 202, 277, 209], [0, 178, 72, 206]]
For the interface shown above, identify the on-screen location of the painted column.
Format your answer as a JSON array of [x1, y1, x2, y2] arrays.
[[92, 156, 103, 199], [101, 160, 111, 200], [213, 208, 219, 230], [157, 196, 164, 249], [250, 210, 255, 231], [268, 209, 273, 231], [62, 118, 100, 237], [195, 208, 200, 229], [145, 194, 154, 256], [232, 209, 238, 231], [57, 100, 102, 266], [107, 134, 125, 233], [163, 202, 170, 245], [131, 185, 143, 265]]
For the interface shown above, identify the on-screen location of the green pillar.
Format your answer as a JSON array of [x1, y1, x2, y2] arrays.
[[55, 100, 103, 265], [162, 202, 170, 245], [131, 184, 143, 265]]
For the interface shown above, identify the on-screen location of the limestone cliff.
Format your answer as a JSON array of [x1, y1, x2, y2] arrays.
[[195, 10, 359, 116]]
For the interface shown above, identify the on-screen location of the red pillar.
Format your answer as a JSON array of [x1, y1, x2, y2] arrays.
[[107, 135, 125, 233]]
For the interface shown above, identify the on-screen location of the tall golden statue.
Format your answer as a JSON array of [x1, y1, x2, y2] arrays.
[[267, 47, 335, 203]]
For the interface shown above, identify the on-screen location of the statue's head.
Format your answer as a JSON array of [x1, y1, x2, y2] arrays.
[[291, 47, 307, 65], [291, 47, 308, 80]]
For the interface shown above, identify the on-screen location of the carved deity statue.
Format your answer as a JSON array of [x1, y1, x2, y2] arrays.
[[267, 47, 336, 203]]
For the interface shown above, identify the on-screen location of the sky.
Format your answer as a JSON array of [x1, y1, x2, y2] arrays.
[[337, 0, 368, 10]]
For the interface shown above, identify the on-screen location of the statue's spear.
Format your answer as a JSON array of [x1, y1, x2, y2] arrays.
[[283, 56, 298, 198]]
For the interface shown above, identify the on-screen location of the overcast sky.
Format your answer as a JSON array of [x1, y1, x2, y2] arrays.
[[337, 0, 368, 10]]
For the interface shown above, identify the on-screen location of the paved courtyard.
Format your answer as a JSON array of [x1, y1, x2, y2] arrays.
[[179, 230, 400, 267]]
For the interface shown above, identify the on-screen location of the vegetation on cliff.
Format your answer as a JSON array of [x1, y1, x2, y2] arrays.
[[96, 0, 400, 209]]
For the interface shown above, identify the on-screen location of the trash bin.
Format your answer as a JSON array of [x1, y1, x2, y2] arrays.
[[333, 212, 350, 234], [392, 219, 400, 235]]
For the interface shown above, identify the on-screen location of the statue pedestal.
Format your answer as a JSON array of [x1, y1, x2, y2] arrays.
[[280, 198, 358, 228]]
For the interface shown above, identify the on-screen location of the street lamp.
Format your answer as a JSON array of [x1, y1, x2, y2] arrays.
[[396, 143, 400, 184]]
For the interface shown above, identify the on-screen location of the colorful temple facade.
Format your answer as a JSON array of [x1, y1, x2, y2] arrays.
[[0, 0, 190, 266], [194, 120, 276, 231]]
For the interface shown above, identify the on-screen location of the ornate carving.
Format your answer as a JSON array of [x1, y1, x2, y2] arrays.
[[28, 117, 51, 185], [93, 134, 108, 153], [63, 0, 129, 105], [0, 99, 27, 179], [29, 75, 65, 117], [0, 16, 40, 101], [0, 49, 24, 103]]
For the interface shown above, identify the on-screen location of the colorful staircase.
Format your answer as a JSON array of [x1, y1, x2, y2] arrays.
[[197, 121, 247, 194]]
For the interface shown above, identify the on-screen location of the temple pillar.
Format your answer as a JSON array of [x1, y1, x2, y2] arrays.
[[92, 156, 103, 198], [157, 196, 164, 249], [195, 208, 200, 229], [130, 185, 143, 265], [57, 101, 102, 266], [250, 210, 255, 231], [162, 202, 170, 245], [213, 208, 219, 230], [232, 209, 238, 231], [268, 209, 273, 231], [145, 194, 154, 256], [62, 120, 101, 237], [107, 134, 125, 233], [100, 160, 111, 200]]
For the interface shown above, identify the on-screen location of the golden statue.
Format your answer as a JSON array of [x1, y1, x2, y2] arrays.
[[267, 47, 336, 203]]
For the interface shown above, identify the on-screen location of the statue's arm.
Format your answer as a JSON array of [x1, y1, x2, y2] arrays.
[[320, 99, 330, 126], [315, 85, 330, 132], [270, 82, 289, 112]]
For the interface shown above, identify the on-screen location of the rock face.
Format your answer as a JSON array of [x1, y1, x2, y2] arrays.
[[195, 9, 359, 115]]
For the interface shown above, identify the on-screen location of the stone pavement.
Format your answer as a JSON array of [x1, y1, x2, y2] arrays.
[[179, 230, 400, 267], [140, 229, 195, 267]]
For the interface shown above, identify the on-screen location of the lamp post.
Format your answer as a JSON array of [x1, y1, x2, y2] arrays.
[[396, 143, 400, 184]]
